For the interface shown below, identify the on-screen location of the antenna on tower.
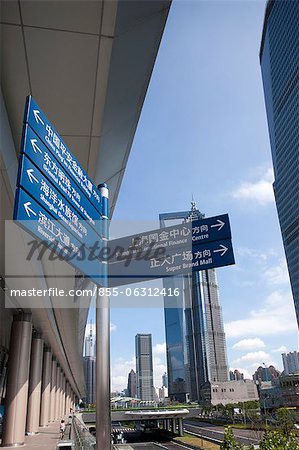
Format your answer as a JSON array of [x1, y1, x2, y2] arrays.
[[191, 193, 197, 212]]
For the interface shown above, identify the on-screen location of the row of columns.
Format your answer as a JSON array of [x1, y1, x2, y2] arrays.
[[1, 313, 77, 447], [161, 417, 184, 436]]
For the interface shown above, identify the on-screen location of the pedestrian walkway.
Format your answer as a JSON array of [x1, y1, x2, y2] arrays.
[[24, 420, 61, 449]]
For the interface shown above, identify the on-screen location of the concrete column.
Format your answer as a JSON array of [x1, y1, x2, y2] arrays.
[[58, 371, 61, 418], [58, 370, 62, 418], [178, 418, 183, 437], [26, 333, 44, 434], [49, 358, 57, 422], [61, 374, 66, 416], [39, 347, 52, 426], [171, 418, 176, 434], [55, 364, 61, 420], [166, 419, 170, 431], [66, 382, 70, 413], [1, 313, 32, 447], [60, 372, 64, 417]]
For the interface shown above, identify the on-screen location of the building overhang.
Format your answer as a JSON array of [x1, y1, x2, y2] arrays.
[[1, 0, 171, 397]]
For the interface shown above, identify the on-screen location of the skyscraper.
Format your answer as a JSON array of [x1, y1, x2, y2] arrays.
[[135, 334, 154, 401], [282, 351, 299, 375], [127, 369, 137, 398], [83, 356, 96, 405], [260, 0, 299, 326], [160, 203, 229, 402]]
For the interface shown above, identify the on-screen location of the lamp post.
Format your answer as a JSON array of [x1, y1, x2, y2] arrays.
[[262, 394, 269, 427]]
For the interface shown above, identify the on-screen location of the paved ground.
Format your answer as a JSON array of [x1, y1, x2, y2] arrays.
[[24, 420, 62, 449]]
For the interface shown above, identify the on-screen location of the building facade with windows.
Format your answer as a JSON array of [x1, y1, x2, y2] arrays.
[[135, 334, 154, 401], [260, 0, 299, 326], [83, 356, 96, 405], [160, 204, 229, 403], [282, 351, 299, 375], [127, 369, 137, 398]]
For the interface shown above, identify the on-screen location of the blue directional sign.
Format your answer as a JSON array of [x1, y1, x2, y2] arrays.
[[21, 124, 102, 231], [23, 96, 102, 214], [13, 96, 109, 286], [17, 155, 104, 251], [107, 213, 232, 263], [14, 188, 106, 286], [108, 237, 235, 286]]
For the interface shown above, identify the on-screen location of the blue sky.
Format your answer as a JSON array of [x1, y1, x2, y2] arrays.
[[88, 0, 298, 391]]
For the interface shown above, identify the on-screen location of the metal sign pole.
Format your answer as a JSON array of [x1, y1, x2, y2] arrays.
[[96, 183, 111, 449]]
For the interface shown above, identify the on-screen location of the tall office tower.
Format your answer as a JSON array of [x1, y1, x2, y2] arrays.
[[282, 351, 299, 375], [160, 203, 229, 402], [83, 356, 96, 405], [135, 334, 154, 401], [84, 320, 95, 357], [127, 369, 137, 398], [260, 0, 299, 326]]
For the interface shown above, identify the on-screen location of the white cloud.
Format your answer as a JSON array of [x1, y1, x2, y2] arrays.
[[85, 322, 117, 338], [153, 342, 167, 388], [229, 367, 251, 380], [153, 342, 166, 356], [110, 323, 117, 332], [233, 338, 265, 351], [233, 350, 271, 364], [232, 168, 274, 206], [271, 346, 288, 354], [111, 357, 135, 392], [264, 259, 290, 286], [225, 290, 297, 338]]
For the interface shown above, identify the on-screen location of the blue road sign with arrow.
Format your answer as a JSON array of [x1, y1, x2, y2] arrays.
[[108, 237, 235, 286], [23, 96, 102, 214], [14, 188, 106, 285], [13, 96, 108, 285], [17, 155, 104, 251], [21, 124, 102, 230]]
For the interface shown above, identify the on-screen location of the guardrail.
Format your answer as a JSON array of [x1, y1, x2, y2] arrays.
[[71, 414, 96, 450]]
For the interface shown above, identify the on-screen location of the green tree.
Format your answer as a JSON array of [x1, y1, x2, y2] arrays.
[[259, 430, 299, 450], [277, 407, 297, 436], [220, 427, 244, 450]]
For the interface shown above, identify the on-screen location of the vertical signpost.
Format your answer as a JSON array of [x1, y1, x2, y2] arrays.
[[96, 183, 111, 450]]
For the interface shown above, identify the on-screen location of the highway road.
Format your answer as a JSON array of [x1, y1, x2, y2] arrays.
[[184, 420, 261, 447]]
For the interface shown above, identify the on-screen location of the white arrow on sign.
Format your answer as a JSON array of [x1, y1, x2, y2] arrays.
[[33, 109, 45, 126], [213, 244, 228, 257], [26, 168, 39, 184], [211, 219, 225, 231], [30, 139, 42, 154], [24, 202, 37, 218]]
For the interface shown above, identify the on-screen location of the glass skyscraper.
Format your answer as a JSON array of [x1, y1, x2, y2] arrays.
[[135, 333, 154, 401], [260, 0, 299, 326], [160, 204, 229, 402]]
